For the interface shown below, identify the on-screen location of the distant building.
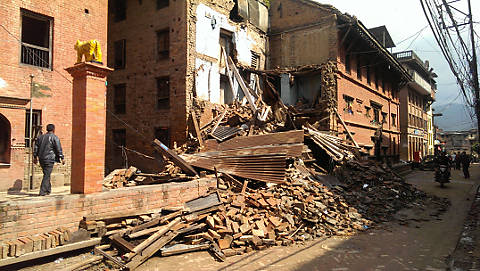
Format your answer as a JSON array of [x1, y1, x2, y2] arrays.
[[0, 0, 108, 192], [437, 129, 478, 155], [393, 50, 437, 161]]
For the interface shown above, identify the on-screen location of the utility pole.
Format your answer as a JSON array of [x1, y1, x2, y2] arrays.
[[468, 0, 480, 143]]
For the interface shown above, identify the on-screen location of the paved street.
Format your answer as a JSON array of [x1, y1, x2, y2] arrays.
[[137, 165, 479, 271]]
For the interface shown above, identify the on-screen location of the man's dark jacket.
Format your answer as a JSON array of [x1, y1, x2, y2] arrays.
[[34, 133, 64, 164]]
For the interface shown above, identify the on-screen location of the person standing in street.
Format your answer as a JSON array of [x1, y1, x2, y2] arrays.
[[33, 124, 65, 196], [460, 151, 471, 179]]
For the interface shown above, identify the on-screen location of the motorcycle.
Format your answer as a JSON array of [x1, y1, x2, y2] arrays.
[[435, 164, 450, 187]]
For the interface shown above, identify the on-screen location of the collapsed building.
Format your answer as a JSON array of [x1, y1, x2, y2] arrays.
[[106, 0, 268, 172], [267, 0, 411, 161]]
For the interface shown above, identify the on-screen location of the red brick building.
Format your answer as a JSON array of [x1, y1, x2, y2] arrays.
[[269, 0, 410, 159], [105, 0, 268, 172], [0, 1, 108, 192]]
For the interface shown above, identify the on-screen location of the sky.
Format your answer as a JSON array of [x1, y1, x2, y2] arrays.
[[319, 0, 480, 110]]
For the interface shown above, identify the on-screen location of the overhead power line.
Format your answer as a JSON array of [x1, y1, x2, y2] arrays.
[[419, 0, 479, 134]]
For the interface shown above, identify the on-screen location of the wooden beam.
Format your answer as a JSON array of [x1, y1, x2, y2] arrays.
[[152, 139, 198, 176], [60, 255, 103, 271], [221, 47, 237, 99], [125, 216, 162, 236], [124, 217, 180, 261], [110, 235, 135, 253], [191, 110, 204, 148], [126, 231, 179, 270], [340, 26, 352, 47], [160, 243, 210, 256], [128, 225, 164, 239], [228, 56, 257, 112], [0, 238, 101, 268], [210, 109, 227, 136], [94, 247, 126, 269], [334, 108, 359, 148]]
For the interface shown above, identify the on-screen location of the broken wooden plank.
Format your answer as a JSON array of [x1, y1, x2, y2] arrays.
[[126, 231, 179, 270], [152, 139, 198, 176], [128, 225, 165, 239], [160, 243, 210, 257], [210, 109, 227, 136], [110, 235, 135, 253], [124, 217, 181, 261], [191, 110, 204, 148], [334, 108, 359, 148], [60, 255, 103, 271], [83, 208, 162, 222], [94, 247, 126, 269], [184, 192, 222, 213], [0, 238, 101, 268], [228, 56, 257, 112]]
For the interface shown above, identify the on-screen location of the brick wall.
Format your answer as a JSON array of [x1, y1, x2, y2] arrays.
[[106, 0, 189, 173], [268, 0, 338, 68], [0, 177, 217, 242], [0, 0, 108, 191], [336, 43, 401, 157]]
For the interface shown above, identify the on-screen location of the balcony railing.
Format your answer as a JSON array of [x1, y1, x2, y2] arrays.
[[411, 70, 432, 94], [21, 43, 50, 69]]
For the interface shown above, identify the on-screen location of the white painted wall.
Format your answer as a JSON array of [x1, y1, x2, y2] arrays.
[[195, 4, 262, 104]]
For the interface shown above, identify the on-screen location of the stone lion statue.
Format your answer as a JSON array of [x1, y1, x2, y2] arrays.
[[74, 40, 103, 64]]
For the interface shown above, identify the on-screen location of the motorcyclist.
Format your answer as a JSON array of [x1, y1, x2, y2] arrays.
[[434, 150, 451, 182]]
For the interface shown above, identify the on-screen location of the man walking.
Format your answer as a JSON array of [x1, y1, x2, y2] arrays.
[[33, 124, 65, 196], [460, 151, 471, 179]]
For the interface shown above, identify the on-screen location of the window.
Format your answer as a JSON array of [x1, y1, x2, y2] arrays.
[[113, 0, 126, 22], [251, 51, 260, 69], [25, 110, 42, 147], [381, 112, 387, 124], [114, 39, 126, 69], [156, 76, 170, 109], [154, 127, 169, 146], [391, 113, 397, 127], [343, 95, 354, 115], [114, 84, 126, 114], [21, 9, 52, 69], [157, 0, 169, 9], [345, 54, 351, 74], [356, 56, 362, 80], [0, 114, 11, 164], [371, 103, 382, 124], [156, 29, 169, 60], [112, 129, 126, 148]]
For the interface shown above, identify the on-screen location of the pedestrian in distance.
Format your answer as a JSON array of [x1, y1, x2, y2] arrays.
[[460, 151, 471, 179], [33, 124, 65, 196], [453, 152, 460, 170]]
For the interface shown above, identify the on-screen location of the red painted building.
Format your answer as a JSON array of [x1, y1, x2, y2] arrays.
[[0, 0, 108, 192], [269, 0, 410, 159]]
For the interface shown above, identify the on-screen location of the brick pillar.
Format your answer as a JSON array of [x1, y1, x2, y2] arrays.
[[65, 63, 113, 194]]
